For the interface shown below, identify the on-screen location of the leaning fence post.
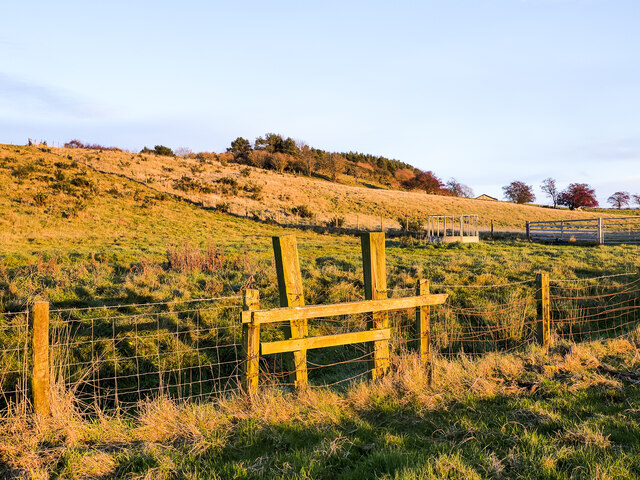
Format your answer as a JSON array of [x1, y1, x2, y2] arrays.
[[32, 301, 50, 416], [536, 273, 551, 347], [361, 232, 390, 379], [272, 235, 308, 390], [241, 289, 260, 395], [415, 279, 432, 385]]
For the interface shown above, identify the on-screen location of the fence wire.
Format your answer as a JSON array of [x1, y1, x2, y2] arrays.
[[550, 274, 640, 342], [48, 297, 243, 414], [2, 273, 639, 417]]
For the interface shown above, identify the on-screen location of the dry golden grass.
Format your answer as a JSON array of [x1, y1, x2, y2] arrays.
[[40, 144, 626, 231]]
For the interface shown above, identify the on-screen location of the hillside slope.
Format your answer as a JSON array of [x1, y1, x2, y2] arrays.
[[34, 143, 625, 231]]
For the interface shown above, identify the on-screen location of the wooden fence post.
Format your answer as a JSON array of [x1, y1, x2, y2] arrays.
[[536, 273, 551, 347], [526, 221, 530, 241], [272, 235, 308, 389], [415, 279, 432, 385], [241, 289, 260, 395], [32, 301, 50, 416], [361, 232, 390, 378]]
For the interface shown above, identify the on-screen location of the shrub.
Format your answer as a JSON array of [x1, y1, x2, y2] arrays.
[[33, 192, 47, 207], [398, 216, 424, 232], [215, 201, 231, 213], [327, 215, 345, 228], [240, 167, 251, 177], [291, 204, 313, 218], [11, 163, 36, 179], [242, 181, 263, 200], [141, 145, 175, 157], [166, 242, 226, 274], [173, 175, 213, 194]]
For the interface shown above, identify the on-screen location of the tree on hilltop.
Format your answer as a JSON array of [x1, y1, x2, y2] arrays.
[[227, 137, 252, 163], [541, 177, 559, 208], [503, 181, 535, 204], [558, 183, 598, 210], [445, 178, 474, 198], [607, 191, 630, 209]]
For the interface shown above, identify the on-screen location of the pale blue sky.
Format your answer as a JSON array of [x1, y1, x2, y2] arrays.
[[1, 1, 639, 203]]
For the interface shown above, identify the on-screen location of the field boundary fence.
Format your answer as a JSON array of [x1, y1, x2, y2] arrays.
[[1, 234, 639, 417], [527, 217, 640, 244]]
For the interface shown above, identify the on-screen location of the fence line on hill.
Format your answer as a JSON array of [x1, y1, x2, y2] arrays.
[[1, 263, 639, 417]]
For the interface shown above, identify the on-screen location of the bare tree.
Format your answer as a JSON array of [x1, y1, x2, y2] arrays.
[[296, 141, 315, 176], [445, 178, 474, 198], [320, 153, 346, 182], [269, 152, 289, 174], [607, 191, 630, 209], [541, 177, 559, 208]]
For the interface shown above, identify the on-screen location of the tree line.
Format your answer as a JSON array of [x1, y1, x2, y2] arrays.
[[225, 134, 474, 197], [502, 178, 640, 210]]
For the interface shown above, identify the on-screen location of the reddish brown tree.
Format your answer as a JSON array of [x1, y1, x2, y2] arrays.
[[558, 183, 598, 210], [402, 170, 444, 194], [502, 181, 535, 204]]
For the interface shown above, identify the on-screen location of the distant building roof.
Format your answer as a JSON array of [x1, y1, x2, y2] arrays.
[[475, 194, 498, 201]]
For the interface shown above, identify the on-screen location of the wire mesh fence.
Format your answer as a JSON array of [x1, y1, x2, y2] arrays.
[[1, 272, 639, 417], [47, 297, 243, 413], [0, 309, 30, 415], [550, 273, 640, 342]]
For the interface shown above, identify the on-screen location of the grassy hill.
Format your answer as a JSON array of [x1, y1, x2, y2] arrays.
[[11, 143, 627, 232]]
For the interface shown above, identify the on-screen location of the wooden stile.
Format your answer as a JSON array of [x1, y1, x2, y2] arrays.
[[414, 280, 432, 385], [536, 273, 551, 347], [272, 235, 308, 389], [32, 301, 50, 416], [241, 289, 260, 395], [361, 232, 389, 378]]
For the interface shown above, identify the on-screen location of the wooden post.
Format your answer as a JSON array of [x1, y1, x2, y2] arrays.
[[560, 221, 564, 241], [415, 280, 432, 385], [241, 289, 260, 395], [272, 235, 308, 389], [361, 232, 390, 378], [32, 301, 50, 416], [491, 219, 494, 239], [526, 221, 530, 241], [536, 273, 551, 347], [597, 218, 603, 244]]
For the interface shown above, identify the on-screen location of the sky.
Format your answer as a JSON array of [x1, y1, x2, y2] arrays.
[[1, 0, 639, 204]]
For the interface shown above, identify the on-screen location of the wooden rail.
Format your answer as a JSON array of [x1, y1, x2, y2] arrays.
[[244, 294, 449, 325]]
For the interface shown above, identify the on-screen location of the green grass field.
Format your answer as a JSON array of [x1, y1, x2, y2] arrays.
[[1, 144, 640, 479]]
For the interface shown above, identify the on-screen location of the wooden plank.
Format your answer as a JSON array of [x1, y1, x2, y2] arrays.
[[536, 273, 551, 347], [272, 235, 308, 389], [241, 289, 260, 395], [361, 232, 389, 378], [248, 294, 448, 324], [261, 328, 391, 355], [32, 301, 50, 416], [414, 280, 432, 385]]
